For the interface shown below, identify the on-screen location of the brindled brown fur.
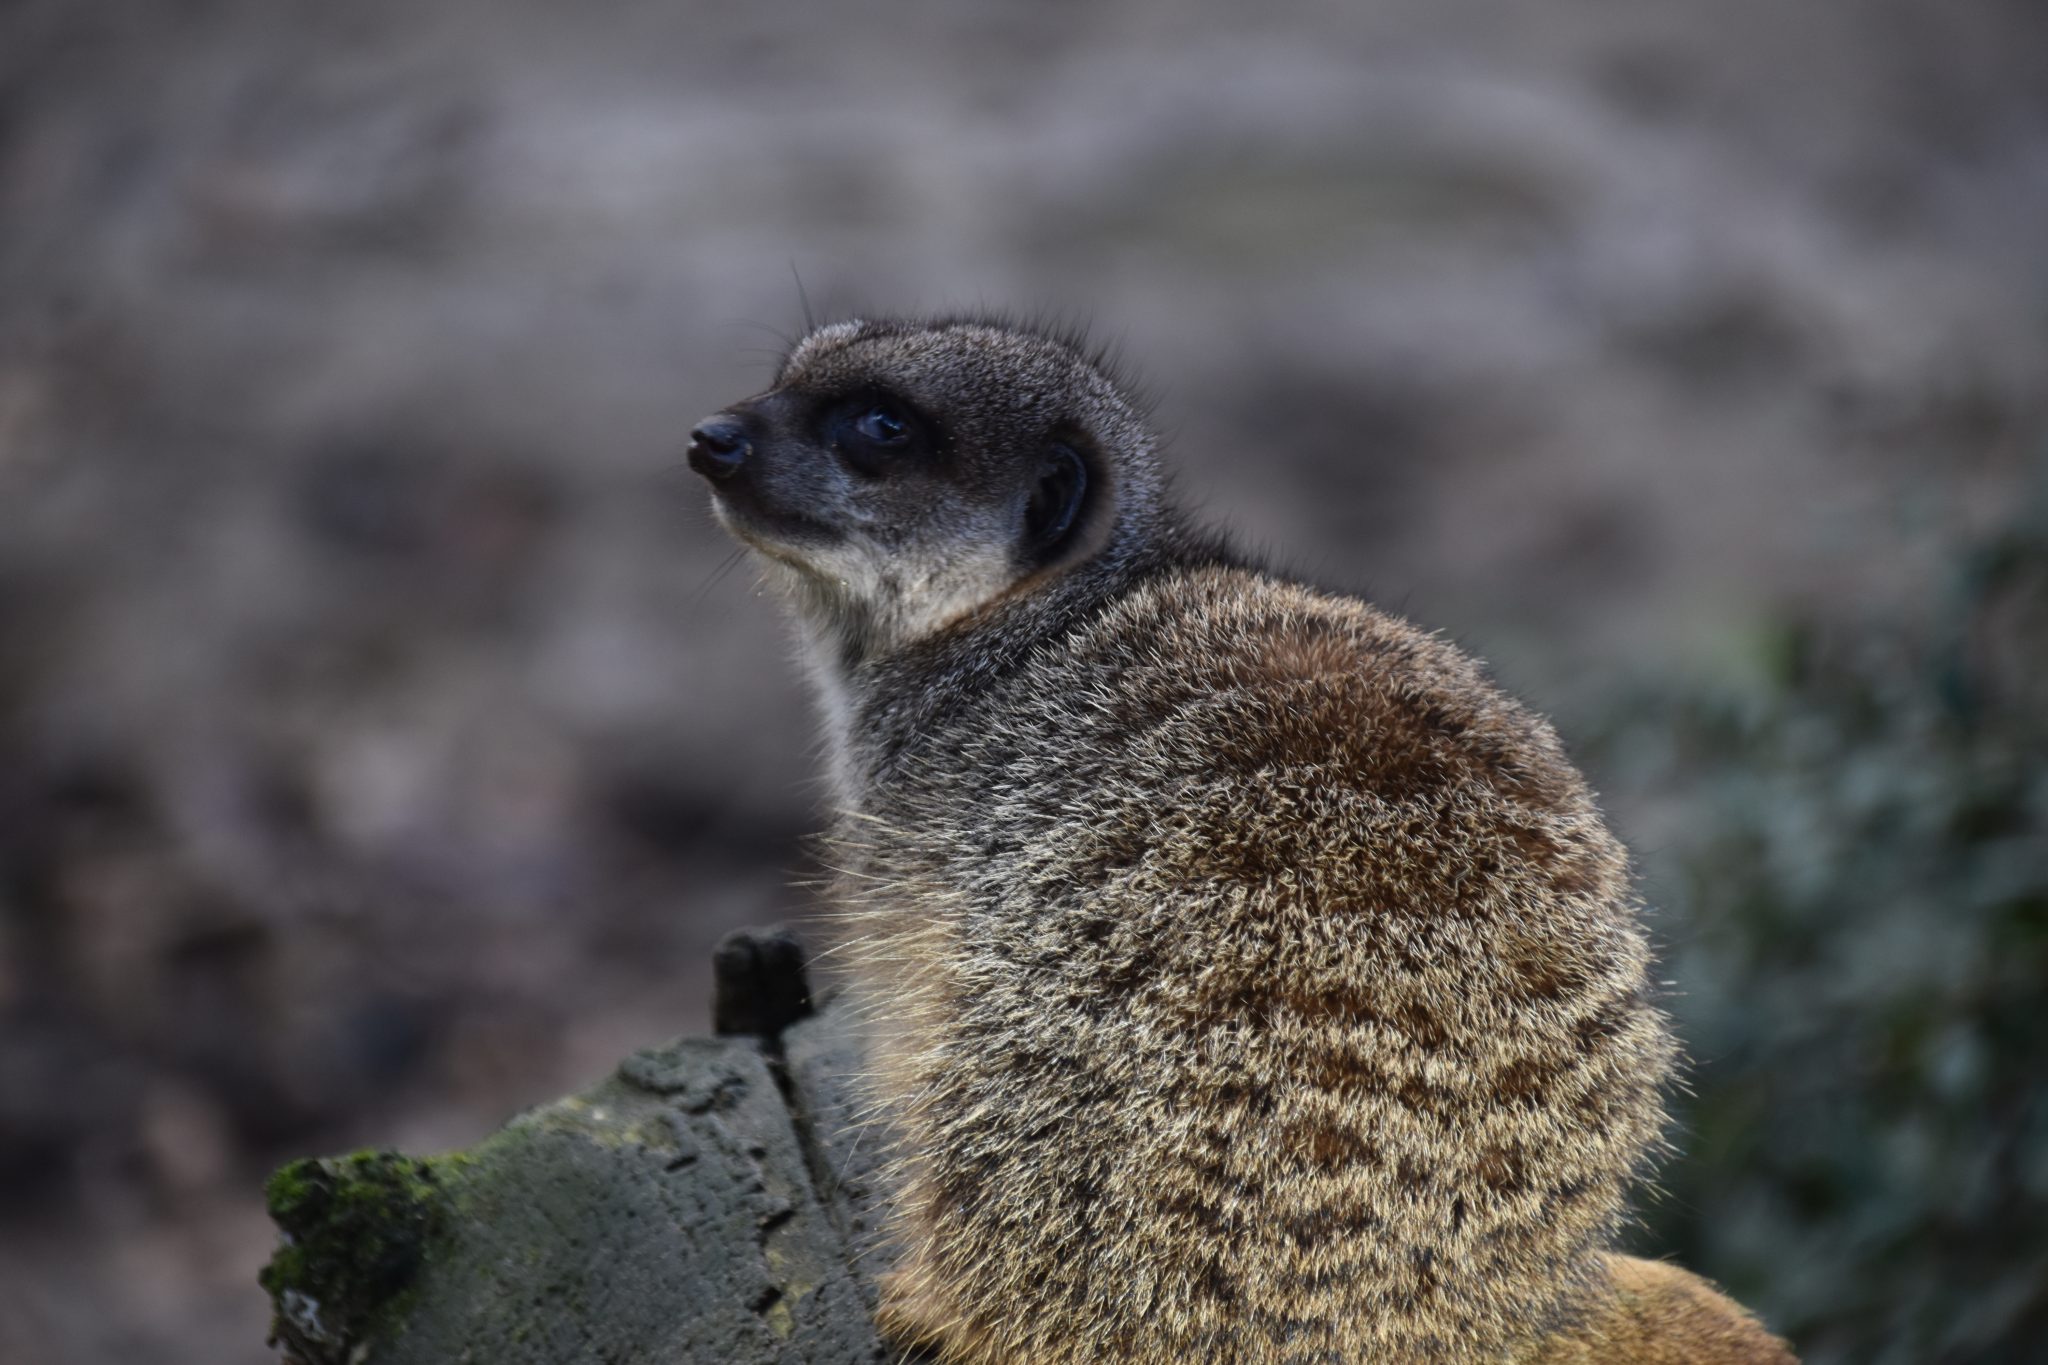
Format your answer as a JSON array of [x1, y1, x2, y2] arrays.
[[690, 316, 1796, 1364]]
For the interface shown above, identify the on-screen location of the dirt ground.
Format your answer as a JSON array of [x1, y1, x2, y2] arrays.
[[1, 0, 2042, 1360]]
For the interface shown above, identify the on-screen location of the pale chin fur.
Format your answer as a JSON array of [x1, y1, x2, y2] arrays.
[[723, 520, 1009, 655], [720, 497, 1017, 798]]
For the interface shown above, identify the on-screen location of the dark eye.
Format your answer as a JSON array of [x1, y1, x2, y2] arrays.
[[834, 398, 921, 476], [853, 404, 909, 447]]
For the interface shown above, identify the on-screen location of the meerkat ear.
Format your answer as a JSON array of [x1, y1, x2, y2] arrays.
[[1026, 443, 1089, 561]]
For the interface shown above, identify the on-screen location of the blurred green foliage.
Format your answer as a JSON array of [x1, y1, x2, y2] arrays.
[[1591, 470, 2048, 1364]]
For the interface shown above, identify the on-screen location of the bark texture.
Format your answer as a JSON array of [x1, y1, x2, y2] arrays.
[[259, 928, 892, 1365]]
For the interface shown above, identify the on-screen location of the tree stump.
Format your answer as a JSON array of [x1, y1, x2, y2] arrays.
[[258, 928, 897, 1365]]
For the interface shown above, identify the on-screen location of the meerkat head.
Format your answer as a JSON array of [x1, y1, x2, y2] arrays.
[[687, 317, 1164, 661]]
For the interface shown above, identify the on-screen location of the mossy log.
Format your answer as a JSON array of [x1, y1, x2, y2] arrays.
[[259, 928, 896, 1365]]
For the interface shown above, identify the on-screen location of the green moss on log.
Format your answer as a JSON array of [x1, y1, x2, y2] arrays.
[[258, 1149, 468, 1362], [253, 992, 887, 1363]]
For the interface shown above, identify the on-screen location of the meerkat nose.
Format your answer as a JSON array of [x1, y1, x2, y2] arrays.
[[687, 417, 751, 481]]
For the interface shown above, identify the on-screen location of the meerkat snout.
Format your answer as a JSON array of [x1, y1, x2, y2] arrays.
[[684, 416, 750, 481]]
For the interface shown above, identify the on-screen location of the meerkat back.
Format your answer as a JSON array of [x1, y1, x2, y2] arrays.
[[687, 316, 1796, 1364]]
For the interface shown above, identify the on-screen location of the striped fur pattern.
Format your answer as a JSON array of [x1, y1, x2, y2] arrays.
[[693, 317, 1784, 1363]]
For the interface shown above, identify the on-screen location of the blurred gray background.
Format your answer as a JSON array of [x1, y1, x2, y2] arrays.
[[2, 1, 2044, 1362]]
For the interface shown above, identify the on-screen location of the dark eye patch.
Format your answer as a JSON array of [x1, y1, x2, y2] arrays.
[[824, 390, 930, 477]]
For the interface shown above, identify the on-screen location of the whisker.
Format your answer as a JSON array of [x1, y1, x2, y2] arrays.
[[791, 261, 816, 333], [690, 547, 749, 609]]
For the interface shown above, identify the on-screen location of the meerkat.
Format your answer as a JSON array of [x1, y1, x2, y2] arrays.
[[687, 315, 1795, 1365]]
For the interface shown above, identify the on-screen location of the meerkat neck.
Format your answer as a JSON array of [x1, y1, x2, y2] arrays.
[[811, 513, 1234, 810]]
